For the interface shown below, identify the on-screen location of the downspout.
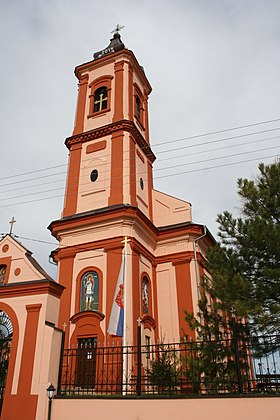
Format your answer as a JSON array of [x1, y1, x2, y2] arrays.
[[193, 225, 207, 323]]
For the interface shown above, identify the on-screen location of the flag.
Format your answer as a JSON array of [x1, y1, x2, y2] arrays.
[[108, 254, 125, 336]]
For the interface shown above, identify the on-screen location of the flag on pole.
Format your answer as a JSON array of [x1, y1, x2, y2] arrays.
[[108, 254, 125, 336]]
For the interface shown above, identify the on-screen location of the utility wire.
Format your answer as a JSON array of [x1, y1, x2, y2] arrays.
[[0, 153, 278, 209], [1, 134, 278, 195], [151, 117, 280, 148], [13, 235, 58, 245], [10, 234, 144, 257], [1, 118, 280, 182], [1, 146, 279, 203], [1, 128, 279, 190]]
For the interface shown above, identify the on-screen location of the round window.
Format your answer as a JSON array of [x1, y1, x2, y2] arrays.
[[90, 169, 98, 182], [140, 177, 144, 190]]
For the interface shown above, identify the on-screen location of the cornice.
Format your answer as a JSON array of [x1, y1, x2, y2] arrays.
[[0, 280, 65, 299], [75, 49, 152, 94], [65, 119, 156, 162], [49, 204, 158, 238], [70, 310, 105, 324]]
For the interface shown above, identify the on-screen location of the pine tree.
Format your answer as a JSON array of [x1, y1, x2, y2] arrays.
[[207, 160, 280, 333]]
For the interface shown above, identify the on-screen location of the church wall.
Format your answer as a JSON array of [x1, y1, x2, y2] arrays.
[[83, 62, 115, 133], [45, 294, 61, 326], [35, 324, 62, 420], [76, 134, 112, 213], [0, 294, 50, 394], [132, 71, 147, 139], [8, 259, 42, 283], [135, 145, 149, 218], [189, 258, 200, 320], [0, 238, 44, 284], [155, 235, 193, 258], [156, 262, 179, 342], [0, 294, 63, 420], [0, 298, 26, 394], [56, 218, 157, 258], [152, 189, 192, 228], [124, 245, 133, 345], [123, 131, 132, 205], [51, 397, 280, 420], [122, 60, 129, 120]]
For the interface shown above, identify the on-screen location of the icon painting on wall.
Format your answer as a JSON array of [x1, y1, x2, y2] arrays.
[[80, 271, 99, 311]]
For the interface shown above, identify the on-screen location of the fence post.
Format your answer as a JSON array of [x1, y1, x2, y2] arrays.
[[136, 318, 142, 396], [232, 316, 243, 394]]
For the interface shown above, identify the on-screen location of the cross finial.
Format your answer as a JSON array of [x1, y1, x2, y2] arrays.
[[121, 236, 130, 248], [111, 24, 124, 35], [9, 217, 16, 235], [62, 322, 67, 331]]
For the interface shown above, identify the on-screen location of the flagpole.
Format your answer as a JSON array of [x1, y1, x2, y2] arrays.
[[122, 236, 129, 394]]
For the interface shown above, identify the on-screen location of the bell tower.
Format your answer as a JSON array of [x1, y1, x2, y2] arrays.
[[63, 30, 155, 221], [49, 31, 159, 348], [50, 30, 211, 351]]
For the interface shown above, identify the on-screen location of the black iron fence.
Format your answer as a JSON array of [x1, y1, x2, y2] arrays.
[[0, 339, 11, 414], [58, 334, 280, 397]]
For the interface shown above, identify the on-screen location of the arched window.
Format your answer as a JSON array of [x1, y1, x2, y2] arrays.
[[80, 271, 99, 311], [0, 310, 13, 339], [93, 86, 108, 113], [88, 75, 113, 118], [142, 276, 149, 314], [135, 95, 141, 119], [0, 265, 7, 286], [134, 83, 145, 128]]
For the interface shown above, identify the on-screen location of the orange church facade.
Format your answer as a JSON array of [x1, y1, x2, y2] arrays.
[[0, 32, 214, 419]]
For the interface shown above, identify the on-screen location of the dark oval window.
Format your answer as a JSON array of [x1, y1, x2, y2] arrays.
[[90, 169, 98, 182], [140, 177, 144, 190]]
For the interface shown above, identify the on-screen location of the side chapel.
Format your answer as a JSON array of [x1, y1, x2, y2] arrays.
[[0, 31, 214, 420]]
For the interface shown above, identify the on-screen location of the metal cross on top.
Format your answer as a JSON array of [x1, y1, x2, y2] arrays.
[[111, 24, 125, 35], [9, 217, 16, 235]]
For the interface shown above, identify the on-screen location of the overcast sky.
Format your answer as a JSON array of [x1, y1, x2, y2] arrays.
[[1, 0, 280, 277]]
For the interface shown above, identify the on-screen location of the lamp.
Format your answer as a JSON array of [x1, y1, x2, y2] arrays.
[[46, 383, 56, 420]]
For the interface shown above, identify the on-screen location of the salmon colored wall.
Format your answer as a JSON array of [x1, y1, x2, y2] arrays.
[[156, 262, 180, 342], [35, 325, 62, 420], [123, 131, 131, 205], [0, 293, 62, 420], [76, 135, 111, 213], [153, 189, 192, 228], [0, 236, 49, 284], [83, 63, 115, 133], [136, 146, 149, 218], [132, 71, 147, 141], [51, 397, 280, 420], [122, 60, 129, 120], [73, 74, 89, 135]]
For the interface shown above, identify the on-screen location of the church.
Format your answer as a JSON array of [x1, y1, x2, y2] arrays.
[[0, 30, 214, 420]]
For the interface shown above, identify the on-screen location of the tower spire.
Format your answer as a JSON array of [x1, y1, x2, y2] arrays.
[[93, 26, 125, 60]]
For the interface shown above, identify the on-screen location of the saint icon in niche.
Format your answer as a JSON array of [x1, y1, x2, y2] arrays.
[[81, 271, 99, 311], [0, 265, 6, 286], [142, 277, 149, 314]]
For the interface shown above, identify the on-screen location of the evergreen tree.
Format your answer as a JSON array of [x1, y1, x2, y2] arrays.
[[185, 277, 250, 394], [207, 160, 280, 333]]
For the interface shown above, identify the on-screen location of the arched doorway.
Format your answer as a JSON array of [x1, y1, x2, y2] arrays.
[[0, 310, 13, 414]]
